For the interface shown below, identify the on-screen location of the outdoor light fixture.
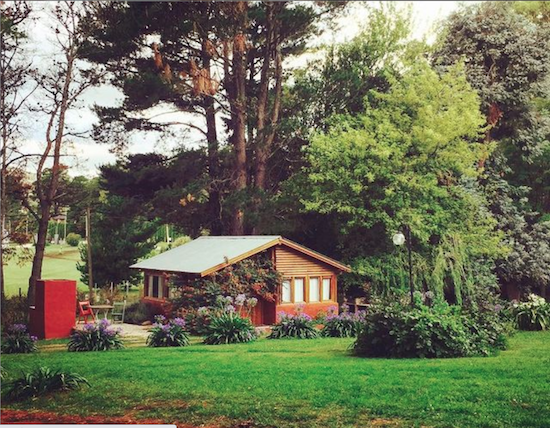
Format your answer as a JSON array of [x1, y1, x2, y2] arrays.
[[392, 232, 405, 246], [393, 227, 414, 306]]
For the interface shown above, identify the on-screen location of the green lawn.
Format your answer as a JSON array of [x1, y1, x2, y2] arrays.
[[4, 245, 86, 296], [2, 332, 549, 427]]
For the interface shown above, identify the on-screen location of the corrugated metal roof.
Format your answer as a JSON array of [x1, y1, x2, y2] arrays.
[[130, 236, 281, 275]]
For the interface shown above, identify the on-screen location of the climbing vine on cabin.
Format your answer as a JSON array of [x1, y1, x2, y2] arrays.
[[169, 254, 282, 311]]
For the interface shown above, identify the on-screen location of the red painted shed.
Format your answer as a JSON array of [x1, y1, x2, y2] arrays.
[[130, 236, 351, 325]]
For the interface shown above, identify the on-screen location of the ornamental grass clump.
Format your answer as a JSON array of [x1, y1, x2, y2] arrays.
[[147, 315, 190, 347], [513, 294, 550, 331], [268, 305, 319, 339], [68, 319, 123, 352], [321, 304, 366, 338], [3, 367, 89, 402], [202, 295, 258, 345], [1, 324, 38, 354]]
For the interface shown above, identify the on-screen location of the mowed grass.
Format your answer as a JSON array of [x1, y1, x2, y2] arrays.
[[4, 245, 86, 296], [2, 332, 550, 428]]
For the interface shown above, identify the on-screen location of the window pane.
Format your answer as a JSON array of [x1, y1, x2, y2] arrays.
[[152, 276, 159, 298], [309, 278, 320, 302], [282, 280, 291, 303], [294, 278, 304, 302], [322, 278, 331, 300]]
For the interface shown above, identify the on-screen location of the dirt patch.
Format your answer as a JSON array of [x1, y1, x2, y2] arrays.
[[0, 409, 218, 427]]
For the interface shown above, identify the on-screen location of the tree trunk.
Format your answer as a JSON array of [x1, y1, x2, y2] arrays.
[[229, 7, 248, 236], [202, 42, 222, 235], [28, 203, 50, 305]]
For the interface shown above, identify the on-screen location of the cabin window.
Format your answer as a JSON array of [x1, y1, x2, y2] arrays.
[[322, 278, 331, 301], [282, 280, 292, 303], [294, 278, 305, 302], [148, 275, 163, 299], [309, 277, 320, 302]]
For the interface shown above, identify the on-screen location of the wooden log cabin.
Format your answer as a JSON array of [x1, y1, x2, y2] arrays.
[[130, 236, 351, 325]]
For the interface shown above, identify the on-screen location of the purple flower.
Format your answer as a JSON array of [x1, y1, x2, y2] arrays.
[[493, 304, 503, 313], [225, 304, 236, 313], [172, 317, 186, 328], [235, 294, 246, 306], [247, 297, 258, 308], [9, 324, 27, 334], [30, 335, 38, 342], [225, 296, 234, 304], [341, 303, 350, 313], [99, 318, 111, 329], [161, 324, 171, 333], [83, 323, 96, 332], [154, 315, 167, 323], [327, 305, 338, 316]]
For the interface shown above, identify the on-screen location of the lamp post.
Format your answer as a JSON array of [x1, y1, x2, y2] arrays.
[[393, 225, 414, 306]]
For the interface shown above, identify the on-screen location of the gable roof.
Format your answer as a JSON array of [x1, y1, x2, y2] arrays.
[[130, 235, 351, 277]]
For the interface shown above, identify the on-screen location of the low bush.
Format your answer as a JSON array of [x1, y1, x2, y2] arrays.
[[3, 367, 89, 402], [353, 301, 508, 358], [1, 324, 38, 354], [184, 307, 211, 335], [68, 319, 123, 352], [513, 294, 550, 331], [125, 301, 160, 324], [147, 315, 190, 347], [65, 233, 81, 247], [322, 305, 366, 338], [268, 312, 319, 339], [1, 296, 28, 328]]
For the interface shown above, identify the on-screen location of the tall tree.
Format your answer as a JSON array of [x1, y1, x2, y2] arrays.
[[0, 1, 33, 298], [80, 1, 343, 235], [25, 2, 102, 301]]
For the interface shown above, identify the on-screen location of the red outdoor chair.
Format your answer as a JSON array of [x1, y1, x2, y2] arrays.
[[78, 301, 95, 323]]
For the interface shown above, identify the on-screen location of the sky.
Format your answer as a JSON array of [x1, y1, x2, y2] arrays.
[[16, 1, 465, 178]]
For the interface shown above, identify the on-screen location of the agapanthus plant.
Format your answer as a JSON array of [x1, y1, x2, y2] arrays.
[[1, 324, 38, 354], [68, 318, 123, 352], [322, 305, 366, 338], [268, 305, 319, 339], [147, 315, 190, 347], [203, 296, 257, 345]]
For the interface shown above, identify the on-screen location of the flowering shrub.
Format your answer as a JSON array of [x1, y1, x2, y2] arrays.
[[268, 309, 319, 339], [1, 324, 38, 354], [321, 305, 366, 338], [147, 315, 190, 347], [68, 319, 123, 352], [202, 296, 257, 345], [513, 294, 550, 331], [3, 367, 89, 402], [170, 255, 281, 311]]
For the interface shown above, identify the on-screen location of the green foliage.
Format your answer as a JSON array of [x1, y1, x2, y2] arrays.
[[353, 301, 508, 358], [124, 301, 161, 325], [513, 294, 550, 331], [2, 367, 89, 402], [65, 233, 81, 247], [146, 316, 190, 347], [203, 312, 257, 345], [1, 296, 28, 328], [77, 194, 158, 287], [1, 324, 37, 354], [268, 310, 319, 339], [67, 319, 124, 352], [298, 60, 502, 301]]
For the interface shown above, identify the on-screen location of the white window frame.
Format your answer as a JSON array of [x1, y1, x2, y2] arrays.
[[322, 277, 332, 301], [294, 278, 305, 303], [309, 277, 320, 302], [282, 279, 292, 303]]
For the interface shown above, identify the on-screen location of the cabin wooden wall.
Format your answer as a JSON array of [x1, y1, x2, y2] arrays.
[[273, 245, 337, 277]]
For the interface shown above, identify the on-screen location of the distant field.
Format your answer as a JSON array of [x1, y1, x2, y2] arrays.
[[4, 244, 86, 297]]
